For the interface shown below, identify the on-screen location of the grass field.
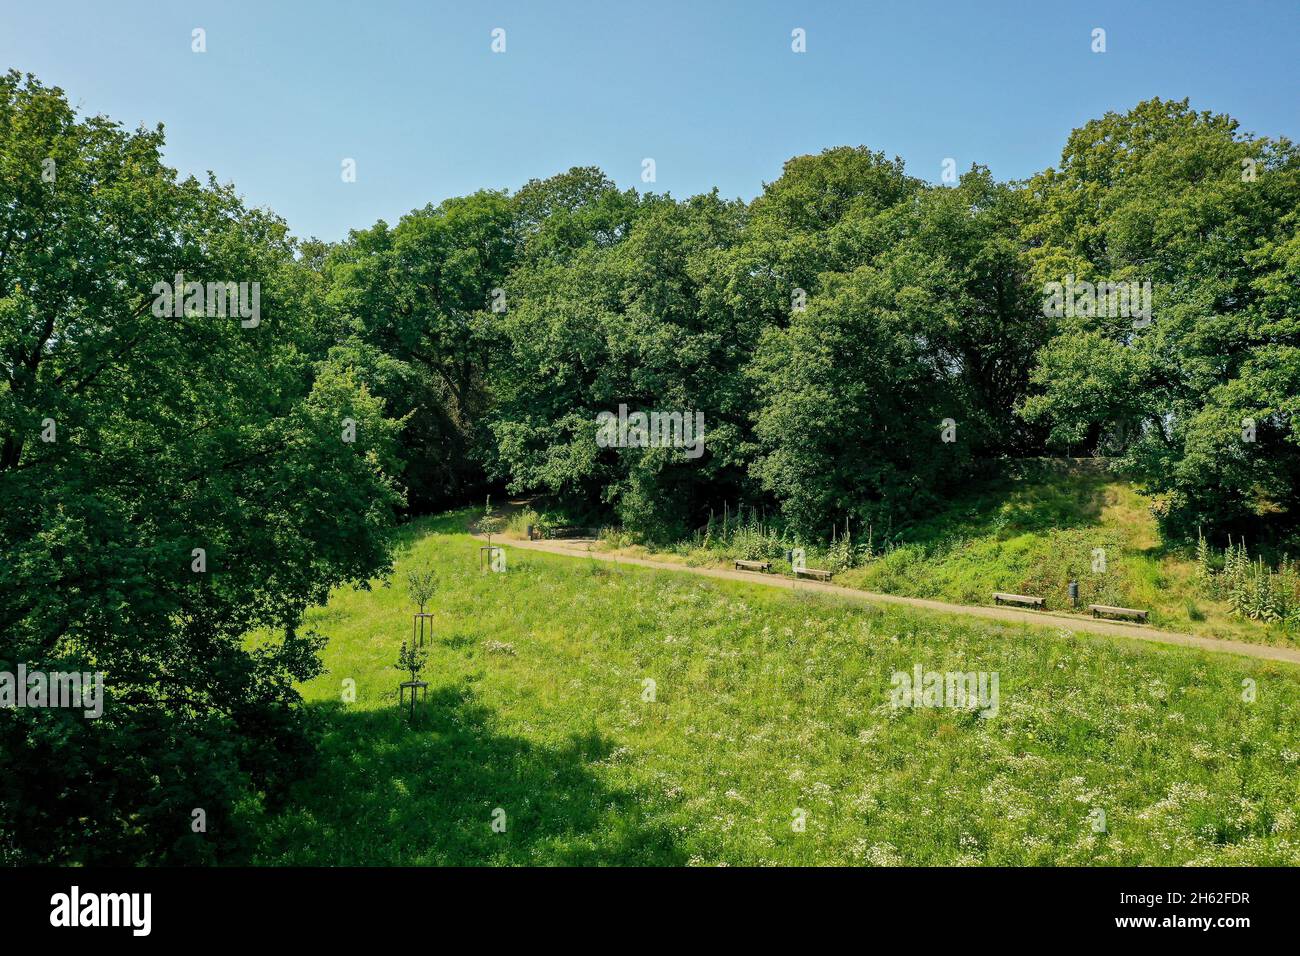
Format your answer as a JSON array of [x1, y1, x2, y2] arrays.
[[250, 510, 1300, 865], [579, 461, 1299, 648]]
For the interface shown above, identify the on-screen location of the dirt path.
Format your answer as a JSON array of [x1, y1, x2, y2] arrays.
[[486, 534, 1300, 666]]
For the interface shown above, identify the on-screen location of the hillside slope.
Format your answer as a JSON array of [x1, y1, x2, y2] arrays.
[[252, 514, 1300, 865], [553, 460, 1297, 648], [845, 461, 1294, 646]]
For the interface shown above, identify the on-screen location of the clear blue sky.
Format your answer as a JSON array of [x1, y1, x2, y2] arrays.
[[4, 0, 1296, 241]]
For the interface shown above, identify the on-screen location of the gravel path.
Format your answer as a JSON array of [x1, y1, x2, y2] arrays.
[[487, 534, 1300, 666]]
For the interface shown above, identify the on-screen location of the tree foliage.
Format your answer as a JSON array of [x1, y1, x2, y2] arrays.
[[0, 73, 403, 863], [1019, 98, 1300, 539], [336, 98, 1299, 546]]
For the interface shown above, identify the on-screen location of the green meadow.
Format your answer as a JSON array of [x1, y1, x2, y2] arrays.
[[599, 461, 1300, 648], [252, 512, 1300, 866]]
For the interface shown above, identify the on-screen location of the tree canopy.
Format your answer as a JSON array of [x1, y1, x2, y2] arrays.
[[0, 72, 402, 862]]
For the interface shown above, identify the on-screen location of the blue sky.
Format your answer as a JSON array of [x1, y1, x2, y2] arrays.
[[4, 0, 1296, 241]]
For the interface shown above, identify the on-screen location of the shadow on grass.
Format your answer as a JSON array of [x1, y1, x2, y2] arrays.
[[256, 684, 684, 866], [900, 460, 1115, 547]]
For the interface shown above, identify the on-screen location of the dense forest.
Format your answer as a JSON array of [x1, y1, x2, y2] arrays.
[[322, 93, 1300, 546], [2, 69, 1298, 862]]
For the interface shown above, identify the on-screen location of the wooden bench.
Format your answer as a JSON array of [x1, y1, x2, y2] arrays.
[[734, 559, 772, 572], [794, 567, 833, 582], [1089, 604, 1149, 623], [548, 526, 596, 539], [993, 592, 1045, 609]]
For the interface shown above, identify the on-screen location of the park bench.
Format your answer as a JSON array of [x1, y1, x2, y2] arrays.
[[1089, 604, 1149, 623], [794, 567, 833, 582], [548, 526, 597, 539], [993, 592, 1046, 609], [734, 559, 772, 572]]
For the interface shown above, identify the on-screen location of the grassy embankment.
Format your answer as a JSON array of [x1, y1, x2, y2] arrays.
[[253, 510, 1300, 865], [525, 461, 1298, 648]]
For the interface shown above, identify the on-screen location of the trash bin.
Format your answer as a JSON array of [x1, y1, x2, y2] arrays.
[[1068, 580, 1079, 608]]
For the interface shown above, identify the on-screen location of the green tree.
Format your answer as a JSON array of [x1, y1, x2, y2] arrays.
[[0, 72, 403, 863], [491, 177, 752, 538], [406, 564, 438, 613], [1019, 98, 1300, 540], [322, 190, 516, 511], [748, 159, 1041, 537]]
